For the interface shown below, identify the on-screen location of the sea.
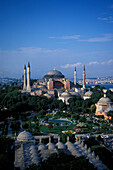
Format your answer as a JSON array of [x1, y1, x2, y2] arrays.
[[69, 78, 113, 90], [86, 84, 113, 90]]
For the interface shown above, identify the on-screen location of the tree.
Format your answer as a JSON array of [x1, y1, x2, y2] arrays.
[[0, 136, 14, 170], [38, 109, 45, 118], [79, 116, 86, 123], [47, 124, 53, 130], [32, 122, 40, 135], [90, 104, 96, 113]]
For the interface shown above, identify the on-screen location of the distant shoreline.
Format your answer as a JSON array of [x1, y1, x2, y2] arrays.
[[86, 84, 113, 90]]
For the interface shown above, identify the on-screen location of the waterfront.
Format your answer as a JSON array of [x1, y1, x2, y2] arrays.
[[86, 84, 113, 90]]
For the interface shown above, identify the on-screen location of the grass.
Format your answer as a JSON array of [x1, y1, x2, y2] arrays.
[[40, 124, 76, 134]]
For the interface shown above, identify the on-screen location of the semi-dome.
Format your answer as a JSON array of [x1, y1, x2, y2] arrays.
[[17, 131, 34, 142], [98, 97, 111, 104], [106, 106, 113, 112], [70, 91, 80, 96], [61, 91, 71, 97], [84, 91, 93, 97], [44, 69, 64, 79]]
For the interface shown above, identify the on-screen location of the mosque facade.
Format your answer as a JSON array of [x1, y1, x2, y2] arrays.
[[44, 69, 70, 90]]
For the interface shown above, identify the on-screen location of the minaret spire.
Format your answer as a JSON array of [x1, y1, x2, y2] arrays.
[[26, 61, 31, 92], [74, 65, 77, 85], [23, 64, 26, 91], [83, 65, 85, 88]]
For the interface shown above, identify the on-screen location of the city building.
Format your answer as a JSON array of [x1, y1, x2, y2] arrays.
[[95, 91, 113, 119]]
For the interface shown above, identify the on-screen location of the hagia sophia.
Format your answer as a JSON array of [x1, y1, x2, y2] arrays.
[[22, 62, 86, 104]]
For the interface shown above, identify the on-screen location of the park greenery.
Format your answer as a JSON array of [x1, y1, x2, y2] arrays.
[[0, 136, 14, 170], [0, 84, 113, 136]]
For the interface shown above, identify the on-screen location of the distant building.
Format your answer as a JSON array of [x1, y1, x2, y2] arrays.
[[95, 92, 113, 119]]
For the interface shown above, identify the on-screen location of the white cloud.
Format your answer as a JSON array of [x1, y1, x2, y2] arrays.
[[97, 16, 113, 23], [88, 61, 99, 65], [107, 59, 113, 64], [18, 47, 67, 54], [49, 34, 113, 42], [61, 62, 82, 69], [61, 59, 113, 69], [78, 34, 113, 42], [49, 35, 80, 40], [88, 60, 113, 66]]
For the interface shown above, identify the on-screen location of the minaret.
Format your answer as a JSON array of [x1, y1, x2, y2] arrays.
[[26, 62, 31, 92], [83, 65, 85, 88], [74, 65, 77, 86], [23, 64, 26, 91]]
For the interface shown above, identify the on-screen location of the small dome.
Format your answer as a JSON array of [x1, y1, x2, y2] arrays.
[[56, 142, 66, 150], [70, 92, 80, 96], [29, 145, 36, 150], [65, 141, 74, 150], [38, 143, 47, 151], [44, 69, 64, 79], [98, 97, 111, 104], [17, 131, 33, 141], [47, 142, 56, 150], [84, 91, 93, 97], [30, 152, 38, 158], [61, 92, 71, 97], [67, 145, 76, 152], [72, 150, 81, 157]]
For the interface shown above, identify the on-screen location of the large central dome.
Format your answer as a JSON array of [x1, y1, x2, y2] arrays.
[[44, 69, 65, 79]]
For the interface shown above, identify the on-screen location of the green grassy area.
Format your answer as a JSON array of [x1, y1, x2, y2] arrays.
[[40, 124, 76, 134]]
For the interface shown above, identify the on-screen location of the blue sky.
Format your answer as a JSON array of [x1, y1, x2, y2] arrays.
[[0, 0, 113, 79]]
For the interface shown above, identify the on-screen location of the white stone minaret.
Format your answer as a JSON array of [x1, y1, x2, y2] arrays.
[[23, 64, 26, 91], [74, 65, 77, 86], [26, 62, 31, 92], [83, 65, 85, 89]]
